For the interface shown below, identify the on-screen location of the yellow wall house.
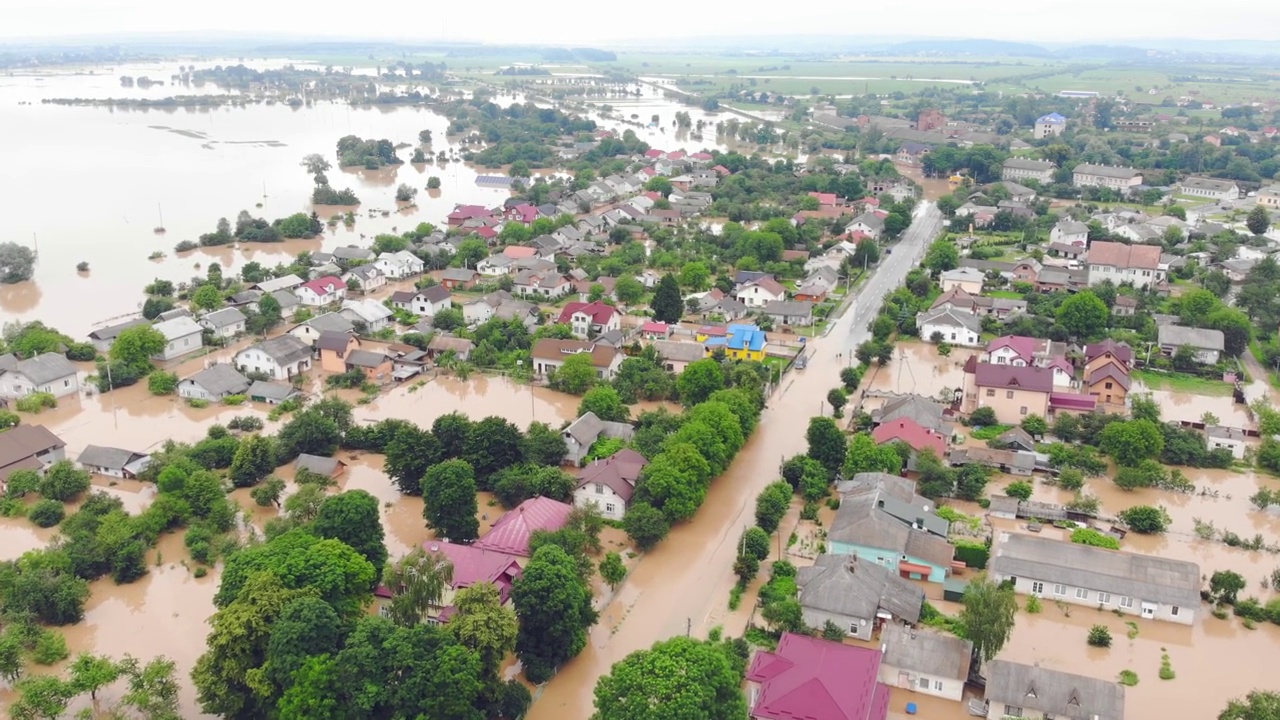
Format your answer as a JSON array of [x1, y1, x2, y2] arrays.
[[703, 323, 767, 361]]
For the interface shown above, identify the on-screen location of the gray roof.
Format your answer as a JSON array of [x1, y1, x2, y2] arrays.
[[997, 426, 1037, 451], [653, 340, 706, 364], [254, 334, 312, 365], [984, 660, 1125, 720], [830, 483, 953, 569], [1055, 219, 1088, 235], [1003, 158, 1056, 171], [152, 316, 202, 342], [1158, 324, 1224, 352], [346, 349, 388, 368], [316, 331, 354, 352], [873, 395, 946, 433], [418, 284, 452, 303], [1180, 176, 1237, 192], [332, 246, 374, 261], [87, 318, 150, 341], [440, 268, 478, 282], [248, 380, 298, 402], [797, 554, 924, 624], [0, 425, 65, 472], [917, 306, 982, 333], [562, 411, 633, 446], [1073, 163, 1141, 180], [305, 313, 355, 334], [762, 300, 815, 319], [880, 624, 972, 681], [255, 274, 304, 293], [184, 364, 251, 396], [78, 445, 146, 471], [295, 453, 343, 476], [5, 353, 78, 385], [270, 290, 300, 309], [990, 532, 1200, 607], [1206, 425, 1245, 442], [156, 308, 193, 321], [201, 307, 247, 329]]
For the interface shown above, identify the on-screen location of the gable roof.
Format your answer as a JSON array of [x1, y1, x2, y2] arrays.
[[1003, 158, 1056, 172], [880, 624, 972, 682], [184, 364, 250, 396], [316, 331, 356, 353], [1085, 339, 1133, 365], [575, 448, 648, 503], [987, 335, 1038, 363], [254, 274, 304, 293], [990, 532, 1200, 607], [474, 496, 575, 556], [422, 540, 522, 604], [558, 300, 618, 326], [417, 284, 452, 304], [1087, 241, 1161, 270], [872, 394, 946, 433], [346, 349, 389, 368], [746, 633, 889, 720], [1074, 163, 1141, 180], [797, 554, 925, 624], [1158, 324, 1224, 351], [917, 306, 981, 333], [973, 362, 1054, 393], [295, 453, 344, 476], [304, 313, 355, 334], [251, 334, 312, 365], [531, 339, 621, 370], [985, 660, 1125, 720], [78, 445, 147, 471], [299, 275, 344, 296], [1086, 363, 1131, 391], [153, 316, 202, 342], [248, 380, 298, 402], [87, 318, 150, 342], [3, 353, 78, 386], [201, 307, 247, 329], [0, 425, 65, 473], [829, 487, 953, 568], [871, 418, 947, 457]]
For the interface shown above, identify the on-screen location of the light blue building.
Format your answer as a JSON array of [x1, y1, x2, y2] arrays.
[[828, 473, 954, 583]]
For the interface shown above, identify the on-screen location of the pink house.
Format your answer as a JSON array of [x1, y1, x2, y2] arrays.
[[375, 540, 522, 622], [640, 321, 671, 340], [474, 497, 574, 559], [872, 418, 947, 457], [745, 633, 890, 720]]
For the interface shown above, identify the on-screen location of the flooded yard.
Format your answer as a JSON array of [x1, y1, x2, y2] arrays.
[[863, 341, 970, 401]]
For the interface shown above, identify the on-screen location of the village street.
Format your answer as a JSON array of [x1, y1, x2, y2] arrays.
[[526, 201, 943, 718]]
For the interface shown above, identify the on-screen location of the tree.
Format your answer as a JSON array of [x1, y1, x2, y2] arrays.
[[923, 239, 959, 274], [1004, 480, 1033, 500], [260, 595, 346, 702], [382, 548, 453, 626], [313, 490, 388, 577], [1021, 414, 1048, 437], [754, 481, 792, 534], [228, 434, 276, 488], [645, 176, 673, 197], [433, 412, 473, 459], [1207, 307, 1253, 358], [578, 386, 630, 423], [622, 501, 670, 550], [1219, 690, 1280, 720], [740, 526, 771, 561], [1118, 504, 1170, 533], [651, 274, 683, 324], [421, 459, 480, 542], [191, 283, 224, 311], [449, 582, 519, 679], [276, 408, 342, 460], [1087, 624, 1113, 648], [1210, 570, 1247, 605], [395, 183, 418, 202], [679, 261, 711, 291], [1056, 291, 1109, 340], [512, 544, 597, 682], [599, 552, 627, 590], [0, 242, 36, 284], [463, 417, 524, 487], [615, 276, 645, 305], [592, 636, 747, 720], [301, 153, 332, 175], [383, 425, 443, 495], [678, 358, 725, 406], [9, 674, 73, 720], [843, 432, 902, 477], [213, 530, 376, 617], [110, 325, 166, 369], [1053, 412, 1080, 442], [1247, 205, 1272, 236], [38, 460, 91, 501], [522, 421, 568, 466], [969, 406, 997, 427], [1099, 418, 1164, 467], [806, 417, 847, 476], [551, 353, 599, 395], [250, 476, 286, 508], [427, 176, 442, 189], [960, 575, 1017, 674]]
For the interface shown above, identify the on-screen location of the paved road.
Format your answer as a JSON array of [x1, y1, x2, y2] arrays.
[[526, 202, 945, 720]]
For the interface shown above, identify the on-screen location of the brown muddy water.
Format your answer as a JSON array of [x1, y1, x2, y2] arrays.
[[0, 63, 732, 336]]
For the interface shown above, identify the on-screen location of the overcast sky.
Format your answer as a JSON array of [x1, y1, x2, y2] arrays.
[[5, 0, 1280, 44]]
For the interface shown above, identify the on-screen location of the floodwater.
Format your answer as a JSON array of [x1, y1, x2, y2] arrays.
[[864, 341, 970, 402], [0, 62, 727, 336]]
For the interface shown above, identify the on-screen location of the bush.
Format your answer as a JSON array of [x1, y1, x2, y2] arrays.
[[223, 394, 247, 406], [227, 415, 264, 432], [969, 406, 997, 426], [28, 499, 65, 528], [1056, 468, 1084, 491], [1004, 480, 1033, 500], [0, 409, 19, 429], [1118, 670, 1138, 686], [148, 371, 179, 396], [31, 629, 69, 665], [15, 392, 57, 413], [1071, 528, 1120, 550], [953, 539, 989, 569], [1088, 624, 1113, 647], [187, 398, 210, 409], [1118, 505, 1170, 534], [1025, 595, 1042, 614]]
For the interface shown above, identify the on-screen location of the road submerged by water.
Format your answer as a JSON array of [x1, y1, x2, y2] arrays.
[[526, 203, 943, 718]]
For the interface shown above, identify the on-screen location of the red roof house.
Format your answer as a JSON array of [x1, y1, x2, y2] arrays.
[[502, 245, 538, 260], [808, 191, 839, 206], [295, 275, 345, 305], [689, 151, 713, 161], [474, 497, 574, 558], [640, 321, 671, 339], [666, 150, 687, 161], [871, 418, 947, 457], [641, 166, 658, 176], [644, 148, 665, 159], [745, 633, 890, 720], [712, 165, 731, 176], [376, 540, 523, 622], [1084, 339, 1133, 367], [447, 204, 494, 226], [558, 300, 619, 330]]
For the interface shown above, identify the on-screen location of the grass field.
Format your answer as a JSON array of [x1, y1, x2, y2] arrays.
[[1132, 369, 1234, 395]]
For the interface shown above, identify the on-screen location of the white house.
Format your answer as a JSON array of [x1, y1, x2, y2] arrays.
[[1157, 324, 1224, 364], [984, 661, 1125, 720], [234, 335, 313, 381], [1086, 242, 1165, 290], [1049, 219, 1089, 246], [844, 212, 885, 239], [938, 267, 985, 294], [1206, 425, 1247, 460], [151, 316, 204, 361], [373, 250, 425, 279], [989, 532, 1199, 625], [340, 299, 394, 333], [0, 353, 80, 400], [572, 449, 647, 521], [78, 445, 151, 479], [178, 364, 251, 402], [476, 254, 516, 277], [199, 307, 247, 340], [1177, 176, 1239, 201], [734, 277, 786, 308], [878, 624, 972, 702], [86, 318, 150, 353], [409, 285, 454, 317], [294, 276, 346, 307], [916, 307, 982, 347], [343, 264, 386, 293]]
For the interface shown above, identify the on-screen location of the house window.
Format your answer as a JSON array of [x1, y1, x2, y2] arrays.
[[1006, 707, 1023, 718], [1105, 382, 1113, 390], [595, 484, 604, 495], [1120, 596, 1134, 609], [1098, 592, 1112, 605], [1076, 588, 1088, 600], [605, 503, 616, 514], [378, 604, 391, 618], [986, 389, 995, 397], [1006, 390, 1014, 399], [1171, 606, 1179, 616], [1031, 581, 1044, 594], [918, 677, 929, 689], [934, 680, 943, 691], [1020, 406, 1028, 415], [1053, 584, 1066, 596]]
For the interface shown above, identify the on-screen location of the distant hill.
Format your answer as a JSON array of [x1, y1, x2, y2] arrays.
[[885, 39, 1053, 57], [1052, 44, 1152, 61]]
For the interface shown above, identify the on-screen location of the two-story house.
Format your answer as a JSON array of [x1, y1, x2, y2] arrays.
[[1072, 163, 1143, 190], [558, 301, 619, 340], [294, 276, 346, 306], [198, 307, 247, 340], [734, 276, 786, 309], [0, 425, 66, 483], [1049, 219, 1089, 246], [572, 448, 647, 520], [234, 334, 312, 381], [828, 473, 953, 583], [1086, 241, 1165, 290], [745, 633, 889, 720], [375, 540, 522, 624], [531, 339, 624, 382], [1001, 158, 1056, 183], [963, 360, 1055, 422], [340, 299, 393, 333], [373, 250, 425, 279]]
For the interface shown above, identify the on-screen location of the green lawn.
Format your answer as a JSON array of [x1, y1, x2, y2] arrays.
[[986, 290, 1024, 299], [1132, 369, 1234, 395]]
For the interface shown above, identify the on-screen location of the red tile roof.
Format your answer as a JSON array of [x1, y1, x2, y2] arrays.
[[1085, 339, 1133, 366], [1087, 241, 1161, 270], [474, 497, 574, 557], [666, 150, 686, 160], [299, 275, 343, 296], [448, 204, 493, 221], [640, 321, 669, 334], [973, 362, 1054, 393], [872, 418, 947, 457], [644, 149, 665, 158], [641, 166, 657, 176], [712, 165, 731, 175], [502, 246, 538, 259], [1049, 392, 1098, 412], [808, 191, 839, 206], [986, 335, 1038, 363], [689, 152, 713, 160], [423, 540, 523, 603], [558, 300, 618, 326], [575, 448, 648, 503], [474, 226, 498, 239], [746, 633, 890, 720]]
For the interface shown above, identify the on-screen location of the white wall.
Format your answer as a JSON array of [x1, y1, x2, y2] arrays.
[[880, 663, 965, 702], [574, 484, 627, 521], [994, 575, 1193, 625]]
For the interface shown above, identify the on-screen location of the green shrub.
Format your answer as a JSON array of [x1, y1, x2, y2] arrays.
[[194, 566, 208, 578], [1071, 528, 1120, 550], [1159, 653, 1175, 680], [1004, 480, 1033, 500], [31, 629, 69, 665], [28, 499, 65, 528], [186, 398, 210, 409], [1088, 624, 1113, 647], [1118, 670, 1138, 686], [223, 394, 247, 406], [5, 469, 42, 498], [15, 392, 57, 413], [1118, 505, 1170, 534], [1025, 595, 1042, 614], [1234, 597, 1268, 622], [953, 540, 989, 570], [0, 409, 19, 429], [147, 371, 179, 396]]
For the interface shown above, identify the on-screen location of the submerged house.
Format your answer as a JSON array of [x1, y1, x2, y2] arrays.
[[796, 554, 925, 641], [827, 473, 954, 583]]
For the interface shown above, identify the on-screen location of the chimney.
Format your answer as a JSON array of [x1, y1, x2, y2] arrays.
[[915, 517, 925, 530]]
